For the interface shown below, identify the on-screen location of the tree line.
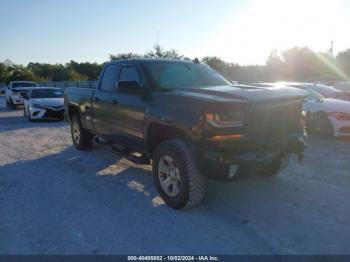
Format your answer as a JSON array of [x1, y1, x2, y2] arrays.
[[1, 44, 350, 83]]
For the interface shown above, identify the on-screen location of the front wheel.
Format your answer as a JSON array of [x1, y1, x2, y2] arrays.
[[70, 114, 93, 150], [6, 99, 15, 109], [152, 139, 206, 209]]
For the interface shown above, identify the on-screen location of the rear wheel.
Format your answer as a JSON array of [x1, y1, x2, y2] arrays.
[[71, 114, 93, 150], [306, 112, 333, 138], [152, 139, 206, 209]]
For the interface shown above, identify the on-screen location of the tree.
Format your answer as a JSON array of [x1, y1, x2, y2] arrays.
[[67, 61, 102, 80], [266, 49, 284, 81], [145, 44, 183, 59], [201, 56, 226, 72], [336, 49, 350, 81], [110, 52, 142, 61]]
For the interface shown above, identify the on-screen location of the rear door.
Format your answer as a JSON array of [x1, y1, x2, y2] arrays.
[[109, 65, 147, 150], [92, 64, 120, 137]]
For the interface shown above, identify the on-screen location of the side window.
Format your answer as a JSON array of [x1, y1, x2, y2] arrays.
[[99, 65, 119, 91], [118, 67, 140, 83]]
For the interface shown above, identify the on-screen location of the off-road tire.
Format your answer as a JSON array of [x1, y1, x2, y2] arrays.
[[71, 114, 93, 150], [152, 139, 206, 209], [306, 112, 333, 138]]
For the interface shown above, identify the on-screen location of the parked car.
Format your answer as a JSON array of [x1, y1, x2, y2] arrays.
[[334, 82, 350, 92], [0, 85, 6, 94], [309, 83, 350, 101], [23, 87, 64, 121], [285, 83, 350, 138], [5, 81, 39, 108], [64, 59, 306, 209]]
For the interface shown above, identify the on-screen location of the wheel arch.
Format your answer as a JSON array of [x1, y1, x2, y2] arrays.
[[145, 122, 188, 157]]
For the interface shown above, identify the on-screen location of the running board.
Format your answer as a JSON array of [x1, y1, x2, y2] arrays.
[[94, 137, 150, 165]]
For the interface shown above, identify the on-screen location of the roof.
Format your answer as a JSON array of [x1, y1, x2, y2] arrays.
[[109, 58, 193, 65]]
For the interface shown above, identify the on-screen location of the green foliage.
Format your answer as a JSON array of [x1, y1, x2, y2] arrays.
[[1, 45, 350, 83], [110, 44, 183, 61], [110, 52, 143, 61], [145, 44, 183, 59]]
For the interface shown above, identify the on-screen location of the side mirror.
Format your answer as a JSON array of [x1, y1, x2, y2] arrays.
[[22, 93, 28, 99], [118, 81, 145, 95]]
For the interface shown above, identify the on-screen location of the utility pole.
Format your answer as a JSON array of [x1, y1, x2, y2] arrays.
[[330, 40, 334, 57], [156, 30, 160, 46]]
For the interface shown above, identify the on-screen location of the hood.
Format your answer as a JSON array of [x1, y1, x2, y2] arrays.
[[169, 85, 307, 103], [30, 98, 64, 106], [306, 98, 350, 113]]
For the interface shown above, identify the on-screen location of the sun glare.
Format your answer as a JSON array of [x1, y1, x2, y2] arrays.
[[204, 0, 350, 65]]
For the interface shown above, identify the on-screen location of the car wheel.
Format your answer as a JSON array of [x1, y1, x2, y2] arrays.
[[306, 112, 333, 138], [258, 154, 290, 177], [6, 99, 15, 109], [152, 139, 206, 209], [71, 114, 93, 150]]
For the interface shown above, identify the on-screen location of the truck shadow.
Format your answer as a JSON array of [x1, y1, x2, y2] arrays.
[[1, 143, 349, 254]]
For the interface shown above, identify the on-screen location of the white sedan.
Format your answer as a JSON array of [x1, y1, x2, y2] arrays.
[[289, 84, 350, 138], [23, 87, 64, 121]]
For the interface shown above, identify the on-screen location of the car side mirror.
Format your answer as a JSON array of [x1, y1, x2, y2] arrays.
[[118, 81, 146, 95]]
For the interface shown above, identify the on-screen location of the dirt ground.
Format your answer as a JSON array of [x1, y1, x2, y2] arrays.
[[0, 95, 349, 255]]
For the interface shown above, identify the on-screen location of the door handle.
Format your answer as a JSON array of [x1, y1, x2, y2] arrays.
[[111, 99, 118, 105], [94, 97, 99, 102]]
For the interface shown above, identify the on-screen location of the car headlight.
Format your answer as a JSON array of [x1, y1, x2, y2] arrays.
[[206, 112, 245, 127], [329, 112, 350, 121]]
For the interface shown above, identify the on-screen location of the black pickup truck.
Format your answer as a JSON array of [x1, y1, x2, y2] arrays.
[[64, 59, 306, 209]]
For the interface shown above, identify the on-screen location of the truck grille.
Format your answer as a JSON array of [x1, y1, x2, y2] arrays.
[[247, 103, 301, 145]]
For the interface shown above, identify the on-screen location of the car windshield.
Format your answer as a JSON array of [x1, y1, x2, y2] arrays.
[[12, 82, 38, 88], [305, 87, 325, 100], [143, 62, 232, 90], [31, 89, 63, 98], [309, 84, 339, 94]]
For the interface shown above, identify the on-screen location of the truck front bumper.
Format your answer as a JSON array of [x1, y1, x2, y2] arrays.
[[196, 134, 306, 180]]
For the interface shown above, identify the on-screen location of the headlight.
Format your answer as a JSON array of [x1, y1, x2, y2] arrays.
[[206, 112, 245, 127], [329, 112, 350, 121]]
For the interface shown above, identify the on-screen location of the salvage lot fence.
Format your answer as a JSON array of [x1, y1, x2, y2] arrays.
[[38, 81, 97, 89]]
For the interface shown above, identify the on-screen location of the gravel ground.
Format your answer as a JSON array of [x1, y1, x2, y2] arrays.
[[0, 95, 349, 255]]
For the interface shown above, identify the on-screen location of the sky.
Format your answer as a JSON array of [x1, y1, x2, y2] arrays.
[[1, 0, 350, 65]]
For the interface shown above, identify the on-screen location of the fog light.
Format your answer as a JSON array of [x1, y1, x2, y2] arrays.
[[228, 164, 239, 178]]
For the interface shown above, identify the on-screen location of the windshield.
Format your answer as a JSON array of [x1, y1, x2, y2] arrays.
[[309, 84, 339, 94], [305, 87, 325, 100], [31, 89, 63, 98], [12, 82, 38, 88], [143, 62, 232, 90]]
